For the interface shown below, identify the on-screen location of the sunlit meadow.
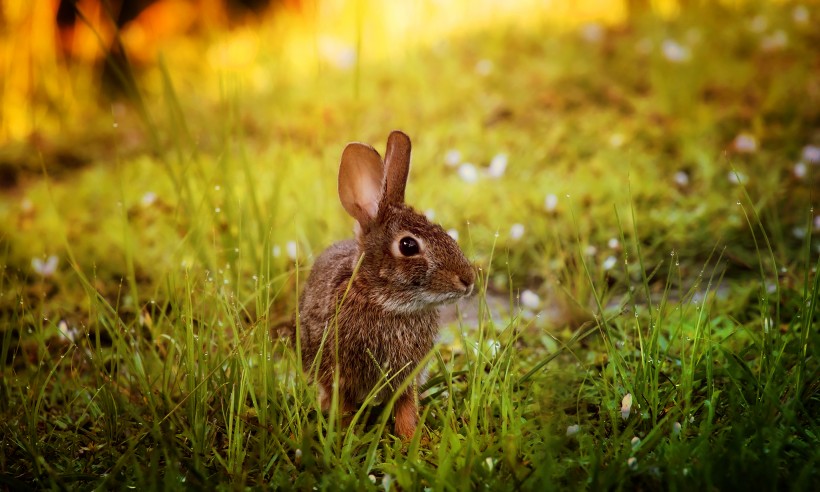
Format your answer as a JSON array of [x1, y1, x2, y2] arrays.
[[1, 0, 818, 489]]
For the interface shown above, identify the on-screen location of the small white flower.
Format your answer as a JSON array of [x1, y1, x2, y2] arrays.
[[792, 227, 806, 239], [802, 145, 820, 164], [32, 255, 59, 277], [272, 245, 282, 258], [621, 393, 633, 420], [141, 191, 157, 207], [368, 474, 376, 484], [457, 163, 479, 183], [631, 436, 641, 448], [580, 23, 604, 43], [732, 133, 758, 153], [318, 36, 356, 70], [661, 39, 690, 63], [484, 456, 495, 471], [58, 320, 79, 343], [475, 59, 493, 76], [509, 223, 525, 240], [608, 238, 620, 250], [760, 30, 788, 52], [674, 171, 690, 187], [627, 456, 638, 470], [424, 209, 436, 220], [447, 229, 459, 241], [603, 256, 617, 271], [584, 245, 598, 257], [382, 474, 393, 491], [294, 448, 302, 458], [728, 171, 748, 185], [444, 149, 461, 167], [286, 241, 298, 260], [794, 162, 807, 179], [793, 5, 809, 25], [520, 289, 541, 309], [566, 424, 580, 437], [609, 133, 625, 148], [672, 421, 682, 435], [487, 153, 508, 178], [749, 15, 768, 33], [544, 193, 558, 212]]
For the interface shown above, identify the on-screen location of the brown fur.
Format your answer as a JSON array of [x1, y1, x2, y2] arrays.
[[298, 131, 475, 439]]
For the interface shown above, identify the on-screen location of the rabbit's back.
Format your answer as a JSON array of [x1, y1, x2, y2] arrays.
[[298, 239, 358, 361]]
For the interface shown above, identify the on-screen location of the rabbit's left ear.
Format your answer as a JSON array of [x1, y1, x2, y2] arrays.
[[380, 131, 411, 208], [339, 143, 384, 228]]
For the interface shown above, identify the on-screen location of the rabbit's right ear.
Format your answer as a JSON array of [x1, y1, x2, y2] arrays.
[[339, 143, 384, 228]]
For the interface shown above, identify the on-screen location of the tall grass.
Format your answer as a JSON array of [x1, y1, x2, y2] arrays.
[[1, 1, 818, 489]]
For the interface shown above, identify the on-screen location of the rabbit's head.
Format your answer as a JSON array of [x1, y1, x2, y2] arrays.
[[338, 131, 475, 313]]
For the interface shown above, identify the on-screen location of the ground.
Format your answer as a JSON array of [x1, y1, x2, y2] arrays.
[[0, 1, 818, 490]]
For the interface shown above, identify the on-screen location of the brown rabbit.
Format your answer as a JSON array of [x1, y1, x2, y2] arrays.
[[298, 130, 475, 438]]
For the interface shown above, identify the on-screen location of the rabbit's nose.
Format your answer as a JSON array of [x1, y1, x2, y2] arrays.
[[454, 274, 474, 296]]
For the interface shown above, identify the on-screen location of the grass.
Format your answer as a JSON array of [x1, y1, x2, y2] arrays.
[[1, 1, 819, 489]]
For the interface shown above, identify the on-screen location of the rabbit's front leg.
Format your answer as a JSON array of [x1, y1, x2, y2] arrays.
[[394, 387, 418, 439]]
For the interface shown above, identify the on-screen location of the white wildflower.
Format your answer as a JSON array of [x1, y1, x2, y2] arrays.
[[792, 227, 806, 240], [603, 256, 617, 271], [487, 153, 508, 178], [621, 393, 633, 420], [732, 133, 758, 153], [662, 39, 690, 63], [749, 15, 768, 33], [566, 424, 580, 437], [447, 229, 459, 241], [760, 31, 788, 52], [475, 59, 493, 76], [272, 245, 282, 258], [457, 163, 479, 183], [672, 421, 682, 435], [580, 23, 604, 43], [318, 36, 356, 70], [444, 149, 462, 167], [520, 289, 541, 310], [793, 162, 807, 179], [141, 191, 157, 207], [584, 245, 598, 257], [32, 255, 59, 277], [608, 238, 620, 250], [58, 320, 79, 343], [728, 171, 748, 185], [286, 241, 298, 260], [631, 436, 641, 448], [509, 223, 525, 240], [674, 171, 690, 187], [544, 193, 558, 212], [424, 209, 436, 220], [793, 5, 809, 25], [484, 456, 495, 471], [627, 456, 638, 470], [802, 145, 820, 164]]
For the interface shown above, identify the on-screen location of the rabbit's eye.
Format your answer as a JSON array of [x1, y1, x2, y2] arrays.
[[398, 237, 420, 256]]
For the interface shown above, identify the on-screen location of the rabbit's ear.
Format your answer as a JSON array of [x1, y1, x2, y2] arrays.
[[339, 142, 384, 227], [380, 130, 411, 207]]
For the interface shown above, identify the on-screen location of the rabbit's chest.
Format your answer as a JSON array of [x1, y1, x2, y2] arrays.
[[343, 311, 438, 368]]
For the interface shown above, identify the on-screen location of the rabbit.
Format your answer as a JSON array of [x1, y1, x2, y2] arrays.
[[298, 130, 475, 438]]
